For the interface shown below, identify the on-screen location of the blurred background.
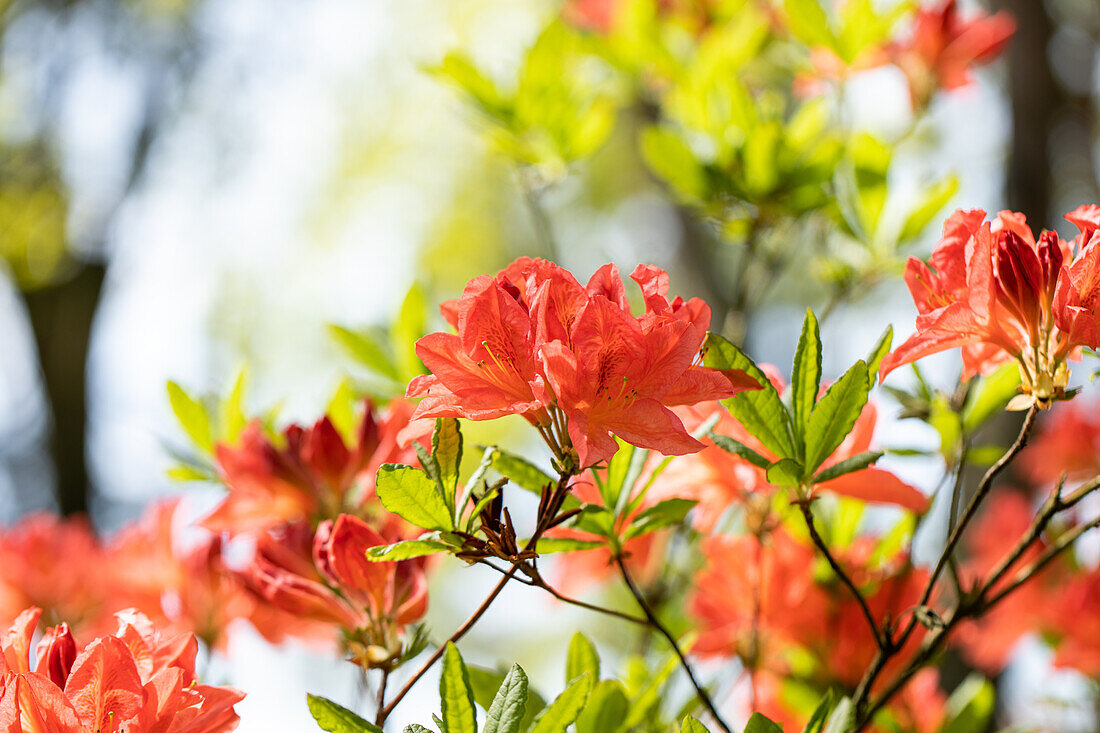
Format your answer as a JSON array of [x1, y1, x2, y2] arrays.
[[0, 0, 1099, 729]]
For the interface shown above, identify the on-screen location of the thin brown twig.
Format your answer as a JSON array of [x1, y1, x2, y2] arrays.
[[616, 554, 733, 733], [796, 499, 888, 650], [373, 667, 390, 727]]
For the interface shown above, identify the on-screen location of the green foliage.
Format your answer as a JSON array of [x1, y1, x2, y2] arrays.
[[566, 632, 601, 685], [376, 464, 456, 532], [306, 695, 382, 733], [483, 665, 529, 733], [430, 22, 617, 181], [938, 676, 994, 733], [705, 319, 889, 498], [441, 643, 478, 733], [164, 368, 253, 482]]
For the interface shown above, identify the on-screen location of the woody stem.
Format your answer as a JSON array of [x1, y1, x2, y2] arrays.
[[523, 562, 648, 625], [373, 667, 390, 727], [796, 499, 888, 650], [615, 554, 733, 733]]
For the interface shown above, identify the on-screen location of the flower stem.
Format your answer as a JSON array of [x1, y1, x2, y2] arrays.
[[615, 554, 733, 733]]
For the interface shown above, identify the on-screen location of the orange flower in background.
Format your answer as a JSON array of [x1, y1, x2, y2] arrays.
[[1021, 399, 1100, 486], [243, 515, 427, 667], [0, 606, 243, 732], [1045, 569, 1100, 677], [203, 399, 420, 534], [890, 0, 1015, 108], [953, 491, 1056, 673], [410, 258, 757, 468], [0, 514, 119, 638], [881, 207, 1100, 408]]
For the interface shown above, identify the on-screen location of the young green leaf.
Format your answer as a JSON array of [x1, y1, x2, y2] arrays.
[[534, 537, 604, 553], [823, 697, 855, 733], [376, 464, 455, 531], [575, 680, 629, 733], [468, 666, 546, 731], [898, 175, 958, 243], [745, 712, 783, 733], [766, 458, 804, 488], [802, 689, 835, 733], [490, 448, 554, 495], [403, 726, 434, 733], [680, 716, 710, 733], [328, 324, 400, 382], [432, 418, 463, 506], [167, 381, 213, 453], [791, 309, 823, 438], [811, 451, 883, 485], [803, 361, 870, 474], [365, 537, 454, 561], [865, 326, 892, 385], [940, 675, 995, 733], [306, 694, 382, 733], [709, 432, 770, 469], [483, 663, 529, 733], [394, 283, 427, 380], [440, 643, 477, 733], [529, 672, 593, 733], [565, 633, 600, 685], [703, 335, 795, 459], [601, 438, 635, 510], [622, 498, 697, 540], [641, 127, 708, 203]]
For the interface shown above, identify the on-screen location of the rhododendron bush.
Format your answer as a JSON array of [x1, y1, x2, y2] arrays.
[[13, 0, 1100, 732]]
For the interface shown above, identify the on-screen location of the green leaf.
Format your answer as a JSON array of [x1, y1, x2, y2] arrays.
[[376, 464, 455, 531], [530, 673, 593, 733], [483, 664, 529, 733], [566, 633, 600, 685], [535, 537, 604, 554], [167, 381, 213, 453], [366, 537, 453, 561], [572, 505, 615, 537], [784, 0, 833, 48], [791, 308, 823, 440], [576, 680, 629, 733], [803, 361, 870, 474], [641, 127, 708, 202], [709, 432, 770, 469], [469, 666, 546, 731], [962, 363, 1020, 431], [680, 716, 710, 733], [306, 694, 382, 733], [394, 283, 427, 380], [865, 326, 892, 384], [440, 643, 477, 733], [765, 458, 804, 488], [622, 498, 697, 540], [899, 175, 959, 243], [745, 712, 783, 733], [219, 367, 249, 443], [703, 335, 795, 459], [490, 449, 554, 495], [824, 697, 855, 733], [404, 726, 434, 733], [433, 418, 463, 506], [811, 451, 883, 485], [602, 438, 635, 510], [803, 689, 835, 733], [939, 675, 994, 733], [328, 325, 400, 382]]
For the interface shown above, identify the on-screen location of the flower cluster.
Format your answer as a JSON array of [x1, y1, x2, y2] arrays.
[[881, 207, 1100, 408], [0, 606, 242, 732], [407, 258, 757, 469]]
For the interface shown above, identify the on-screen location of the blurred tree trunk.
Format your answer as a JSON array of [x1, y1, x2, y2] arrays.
[[993, 0, 1057, 226], [23, 263, 105, 516]]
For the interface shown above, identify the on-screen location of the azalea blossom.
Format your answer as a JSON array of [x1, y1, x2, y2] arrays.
[[890, 0, 1015, 108], [408, 258, 757, 468], [0, 606, 242, 732], [1021, 398, 1100, 486], [243, 515, 427, 667], [881, 207, 1100, 409], [1045, 569, 1100, 677], [203, 399, 421, 534]]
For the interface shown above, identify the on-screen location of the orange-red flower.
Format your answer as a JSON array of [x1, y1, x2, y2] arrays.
[[881, 207, 1100, 408], [890, 0, 1015, 108], [243, 515, 427, 667], [203, 399, 420, 534], [409, 259, 757, 468], [1045, 569, 1100, 677], [0, 606, 243, 732], [1021, 399, 1100, 486]]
